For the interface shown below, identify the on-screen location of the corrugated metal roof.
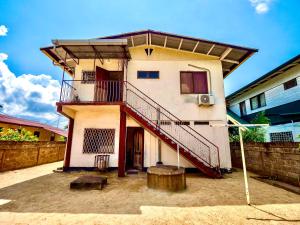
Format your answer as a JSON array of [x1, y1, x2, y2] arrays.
[[0, 114, 67, 137]]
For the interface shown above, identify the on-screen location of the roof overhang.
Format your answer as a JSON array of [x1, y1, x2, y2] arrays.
[[99, 30, 258, 78], [40, 38, 130, 76]]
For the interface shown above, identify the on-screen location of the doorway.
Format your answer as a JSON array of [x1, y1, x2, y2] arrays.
[[126, 127, 144, 171], [94, 66, 123, 102]]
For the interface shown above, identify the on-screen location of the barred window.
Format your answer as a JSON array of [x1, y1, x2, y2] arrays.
[[83, 128, 115, 153], [82, 71, 95, 84], [270, 131, 293, 142]]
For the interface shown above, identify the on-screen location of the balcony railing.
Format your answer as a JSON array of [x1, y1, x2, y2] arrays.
[[59, 79, 220, 170], [60, 80, 124, 103]]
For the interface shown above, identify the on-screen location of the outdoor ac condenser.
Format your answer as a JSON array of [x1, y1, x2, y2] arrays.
[[198, 94, 215, 106]]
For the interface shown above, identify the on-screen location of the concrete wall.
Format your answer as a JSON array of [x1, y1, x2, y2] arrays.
[[230, 142, 300, 186], [0, 122, 64, 141], [0, 141, 66, 171]]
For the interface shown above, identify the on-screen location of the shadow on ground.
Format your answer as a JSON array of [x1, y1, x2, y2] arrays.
[[0, 170, 300, 215]]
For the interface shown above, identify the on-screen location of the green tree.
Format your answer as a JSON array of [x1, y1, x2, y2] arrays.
[[229, 111, 270, 143], [0, 128, 39, 141]]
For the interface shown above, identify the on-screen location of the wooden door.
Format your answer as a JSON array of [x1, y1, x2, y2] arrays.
[[133, 128, 144, 170], [94, 66, 109, 101]]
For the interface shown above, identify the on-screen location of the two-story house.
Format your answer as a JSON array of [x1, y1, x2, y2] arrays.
[[227, 54, 300, 142], [41, 30, 257, 177]]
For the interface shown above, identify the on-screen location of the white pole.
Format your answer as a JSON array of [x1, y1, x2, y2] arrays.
[[177, 143, 180, 169], [239, 127, 251, 205]]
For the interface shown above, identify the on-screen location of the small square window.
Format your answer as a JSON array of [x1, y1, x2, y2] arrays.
[[137, 71, 159, 79], [283, 78, 297, 90], [34, 131, 40, 138], [82, 71, 95, 84]]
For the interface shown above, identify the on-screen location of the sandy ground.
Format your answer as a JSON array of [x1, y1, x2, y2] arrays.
[[0, 162, 300, 225]]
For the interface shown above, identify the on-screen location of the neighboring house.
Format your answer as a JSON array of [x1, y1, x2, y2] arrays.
[[227, 54, 300, 142], [0, 114, 67, 141], [41, 30, 256, 177]]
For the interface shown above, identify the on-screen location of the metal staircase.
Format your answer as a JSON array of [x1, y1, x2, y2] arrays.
[[123, 82, 222, 178]]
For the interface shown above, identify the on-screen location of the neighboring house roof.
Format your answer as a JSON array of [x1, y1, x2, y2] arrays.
[[227, 54, 300, 101], [0, 114, 67, 137], [227, 109, 249, 125], [40, 29, 257, 78]]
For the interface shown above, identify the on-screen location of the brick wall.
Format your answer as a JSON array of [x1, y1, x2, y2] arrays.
[[230, 142, 300, 186], [0, 141, 66, 171]]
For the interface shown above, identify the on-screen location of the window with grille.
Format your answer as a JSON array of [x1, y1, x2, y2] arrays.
[[82, 71, 95, 84], [283, 78, 297, 90], [250, 93, 266, 110], [83, 128, 115, 154], [270, 131, 293, 142]]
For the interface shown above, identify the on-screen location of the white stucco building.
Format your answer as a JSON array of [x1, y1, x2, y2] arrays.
[[41, 30, 257, 177], [227, 54, 300, 142]]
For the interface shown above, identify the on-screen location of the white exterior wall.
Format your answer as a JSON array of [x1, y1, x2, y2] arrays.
[[70, 106, 121, 167], [70, 107, 197, 168], [68, 45, 232, 169]]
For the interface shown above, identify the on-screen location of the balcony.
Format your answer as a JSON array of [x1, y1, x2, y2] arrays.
[[59, 80, 124, 105]]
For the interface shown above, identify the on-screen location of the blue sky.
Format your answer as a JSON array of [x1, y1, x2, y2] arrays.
[[0, 0, 300, 127]]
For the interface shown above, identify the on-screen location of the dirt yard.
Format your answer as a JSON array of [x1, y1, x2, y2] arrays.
[[0, 162, 300, 225]]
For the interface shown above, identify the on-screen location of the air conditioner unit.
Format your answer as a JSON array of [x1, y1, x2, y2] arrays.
[[198, 94, 215, 106]]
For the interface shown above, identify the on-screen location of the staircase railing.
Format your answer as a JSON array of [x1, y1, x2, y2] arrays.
[[58, 79, 220, 169], [124, 81, 220, 169]]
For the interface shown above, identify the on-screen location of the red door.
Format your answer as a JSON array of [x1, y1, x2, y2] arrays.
[[94, 67, 109, 102]]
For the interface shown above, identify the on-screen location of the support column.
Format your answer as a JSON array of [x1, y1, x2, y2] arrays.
[[156, 107, 162, 165], [118, 106, 126, 177], [63, 118, 74, 170]]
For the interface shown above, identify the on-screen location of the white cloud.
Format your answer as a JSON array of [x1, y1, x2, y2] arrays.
[[0, 53, 67, 128], [249, 0, 272, 14], [0, 25, 8, 36]]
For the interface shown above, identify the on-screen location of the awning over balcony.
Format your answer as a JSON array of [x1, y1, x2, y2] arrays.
[[40, 39, 130, 75]]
